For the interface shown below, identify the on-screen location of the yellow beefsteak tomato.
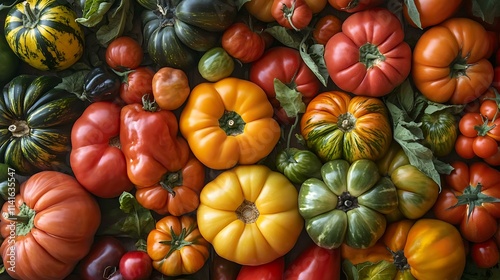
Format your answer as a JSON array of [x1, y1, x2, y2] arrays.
[[196, 164, 304, 266], [179, 77, 280, 170]]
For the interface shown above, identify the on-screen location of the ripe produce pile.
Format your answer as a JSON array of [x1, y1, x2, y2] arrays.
[[1, 0, 500, 279]]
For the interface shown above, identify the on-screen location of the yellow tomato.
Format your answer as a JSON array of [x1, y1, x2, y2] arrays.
[[196, 165, 304, 265], [179, 77, 280, 170]]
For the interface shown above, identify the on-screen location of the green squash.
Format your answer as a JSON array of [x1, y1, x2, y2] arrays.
[[298, 159, 398, 249], [0, 75, 86, 175]]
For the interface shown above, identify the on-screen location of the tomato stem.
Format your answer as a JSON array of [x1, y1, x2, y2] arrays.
[[282, 0, 300, 31], [336, 191, 358, 211], [236, 200, 259, 223], [142, 94, 159, 112], [359, 43, 385, 69], [387, 247, 410, 271], [451, 183, 500, 222], [159, 171, 183, 197], [160, 226, 196, 260], [219, 110, 245, 136]]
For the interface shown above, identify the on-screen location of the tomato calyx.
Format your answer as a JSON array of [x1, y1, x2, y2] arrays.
[[474, 115, 497, 136], [160, 226, 196, 259], [449, 53, 470, 78], [141, 94, 159, 112], [337, 191, 359, 211], [452, 183, 500, 221], [103, 266, 119, 279], [8, 120, 29, 138], [359, 43, 385, 69], [280, 0, 300, 31], [219, 110, 245, 136], [387, 248, 410, 271], [236, 199, 259, 223], [338, 113, 356, 132], [4, 203, 35, 236], [159, 171, 183, 197]]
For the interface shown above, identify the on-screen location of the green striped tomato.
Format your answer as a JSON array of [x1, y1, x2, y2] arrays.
[[420, 110, 458, 157], [298, 159, 398, 249], [4, 0, 85, 71], [300, 90, 392, 163]]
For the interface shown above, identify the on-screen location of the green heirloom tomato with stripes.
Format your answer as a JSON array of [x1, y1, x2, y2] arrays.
[[298, 159, 398, 249]]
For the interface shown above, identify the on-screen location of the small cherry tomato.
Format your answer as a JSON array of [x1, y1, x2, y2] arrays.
[[106, 36, 144, 71], [471, 238, 500, 269], [484, 147, 500, 166], [455, 134, 476, 159], [459, 112, 484, 137], [221, 22, 267, 63], [152, 67, 191, 111], [119, 67, 155, 104], [472, 135, 498, 159], [119, 251, 153, 280], [480, 99, 499, 121], [271, 0, 313, 31], [198, 47, 234, 82]]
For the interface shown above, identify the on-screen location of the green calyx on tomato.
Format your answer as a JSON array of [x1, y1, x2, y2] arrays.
[[219, 110, 245, 136], [359, 43, 385, 69], [6, 203, 35, 236], [453, 183, 500, 221]]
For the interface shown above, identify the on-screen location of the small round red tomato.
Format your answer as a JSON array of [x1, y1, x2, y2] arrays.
[[455, 134, 476, 159], [459, 112, 484, 137], [271, 0, 313, 31], [119, 66, 155, 104], [471, 238, 500, 268], [472, 135, 498, 159], [312, 14, 342, 45], [403, 0, 462, 29], [106, 36, 144, 71], [480, 99, 499, 121], [221, 22, 267, 63], [484, 147, 500, 166], [152, 67, 190, 111], [119, 251, 153, 280]]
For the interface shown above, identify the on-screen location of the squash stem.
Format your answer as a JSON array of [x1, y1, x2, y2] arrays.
[[23, 2, 40, 29]]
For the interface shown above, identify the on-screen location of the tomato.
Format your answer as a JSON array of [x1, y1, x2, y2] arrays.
[[221, 22, 267, 63], [119, 251, 153, 280], [0, 33, 19, 86], [433, 161, 500, 243], [152, 67, 191, 111], [271, 0, 312, 31], [106, 36, 143, 71], [210, 253, 241, 280], [119, 67, 155, 104], [197, 165, 304, 265], [403, 0, 462, 29], [470, 238, 500, 269], [459, 112, 484, 137], [480, 99, 499, 121], [198, 47, 235, 82], [244, 0, 326, 23], [493, 67, 500, 92], [284, 243, 341, 280], [312, 14, 342, 45], [328, 0, 384, 13], [455, 134, 476, 159], [412, 17, 494, 105], [324, 8, 411, 97], [484, 147, 500, 166], [70, 101, 134, 198], [79, 236, 127, 280], [420, 110, 458, 157], [472, 135, 498, 159], [236, 257, 284, 280]]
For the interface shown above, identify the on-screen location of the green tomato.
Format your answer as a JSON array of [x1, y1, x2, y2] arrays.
[[198, 47, 234, 82], [275, 148, 322, 184], [298, 159, 398, 249], [0, 33, 19, 86], [420, 111, 458, 157]]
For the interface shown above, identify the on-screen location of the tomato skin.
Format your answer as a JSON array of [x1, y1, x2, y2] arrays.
[[271, 0, 312, 31], [480, 99, 499, 121], [198, 47, 235, 82], [221, 22, 267, 63], [210, 253, 241, 280], [459, 112, 483, 137], [119, 251, 153, 280], [403, 0, 462, 29], [484, 147, 500, 166], [455, 134, 476, 159], [244, 0, 326, 23], [236, 257, 284, 280], [119, 67, 155, 104], [284, 243, 341, 280], [324, 8, 411, 97], [152, 67, 190, 111], [106, 36, 144, 71], [472, 135, 498, 159], [470, 238, 500, 268], [312, 14, 342, 45], [328, 0, 384, 13], [79, 236, 127, 280]]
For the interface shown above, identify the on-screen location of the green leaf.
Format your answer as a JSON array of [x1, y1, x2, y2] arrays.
[[55, 69, 91, 97], [76, 0, 114, 27], [95, 0, 133, 46], [0, 0, 20, 11], [471, 0, 500, 24], [265, 25, 302, 49], [299, 42, 329, 87], [274, 78, 306, 118], [343, 260, 397, 280], [404, 0, 422, 29]]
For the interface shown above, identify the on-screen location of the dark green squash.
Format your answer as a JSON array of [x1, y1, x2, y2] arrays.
[[141, 0, 238, 70], [0, 75, 86, 175]]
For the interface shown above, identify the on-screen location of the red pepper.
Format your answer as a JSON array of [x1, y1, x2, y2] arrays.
[[284, 243, 341, 280]]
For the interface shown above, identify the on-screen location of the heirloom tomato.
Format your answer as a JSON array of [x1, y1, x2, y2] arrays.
[[301, 91, 392, 163], [79, 236, 127, 280], [433, 161, 500, 243], [119, 66, 155, 105], [271, 0, 312, 31], [403, 0, 462, 29], [0, 171, 101, 280], [312, 14, 342, 45], [237, 257, 284, 280], [120, 95, 190, 188], [412, 17, 493, 104], [299, 159, 398, 249], [135, 154, 205, 216], [250, 46, 320, 109], [119, 251, 153, 280], [106, 36, 144, 71], [328, 0, 384, 13], [341, 219, 466, 280], [198, 47, 235, 82], [275, 148, 323, 184], [70, 101, 134, 198], [147, 215, 210, 276], [284, 243, 341, 280], [221, 22, 267, 63], [420, 110, 458, 157], [377, 141, 440, 221], [197, 165, 304, 265], [179, 77, 280, 170], [324, 8, 411, 97], [210, 252, 242, 280], [470, 238, 500, 268], [152, 67, 191, 111], [458, 112, 500, 159], [244, 0, 326, 22]]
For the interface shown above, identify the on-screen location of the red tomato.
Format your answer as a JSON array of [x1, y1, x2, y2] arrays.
[[271, 0, 313, 31], [221, 22, 267, 63], [284, 243, 341, 280], [236, 257, 284, 280], [459, 112, 484, 138], [119, 66, 155, 104], [119, 251, 153, 280], [328, 0, 384, 13], [484, 147, 500, 166], [472, 135, 498, 159], [324, 8, 411, 97], [455, 134, 476, 159], [106, 36, 144, 71], [470, 238, 500, 268], [480, 99, 499, 121], [403, 0, 462, 29], [313, 14, 342, 45]]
